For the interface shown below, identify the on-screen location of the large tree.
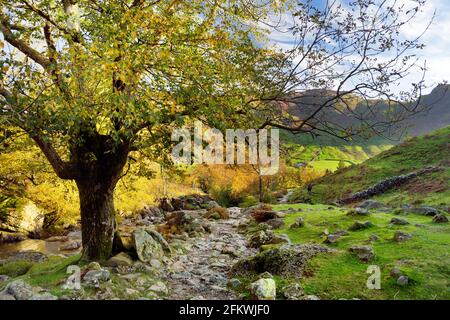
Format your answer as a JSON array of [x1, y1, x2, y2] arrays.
[[0, 0, 428, 260]]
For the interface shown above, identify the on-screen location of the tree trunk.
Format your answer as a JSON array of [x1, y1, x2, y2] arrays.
[[77, 180, 116, 261]]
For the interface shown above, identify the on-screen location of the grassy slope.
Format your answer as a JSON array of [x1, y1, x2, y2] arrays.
[[289, 126, 450, 205], [272, 203, 450, 300], [281, 130, 393, 172]]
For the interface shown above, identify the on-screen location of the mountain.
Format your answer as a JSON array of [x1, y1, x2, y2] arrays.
[[279, 84, 450, 138], [288, 126, 450, 206]]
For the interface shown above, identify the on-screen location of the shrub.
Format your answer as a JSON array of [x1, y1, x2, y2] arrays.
[[251, 204, 277, 222], [239, 196, 258, 208]]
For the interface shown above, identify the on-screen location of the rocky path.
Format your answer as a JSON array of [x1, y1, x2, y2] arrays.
[[165, 207, 255, 300]]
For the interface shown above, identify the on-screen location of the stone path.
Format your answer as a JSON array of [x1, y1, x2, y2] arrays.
[[165, 207, 256, 300]]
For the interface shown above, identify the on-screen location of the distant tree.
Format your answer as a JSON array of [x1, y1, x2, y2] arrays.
[[0, 0, 429, 260]]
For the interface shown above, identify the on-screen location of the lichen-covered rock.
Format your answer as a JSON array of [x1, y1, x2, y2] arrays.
[[265, 218, 285, 229], [149, 281, 169, 295], [250, 278, 276, 300], [133, 228, 171, 262], [249, 230, 274, 248], [348, 245, 374, 262], [231, 244, 331, 278]]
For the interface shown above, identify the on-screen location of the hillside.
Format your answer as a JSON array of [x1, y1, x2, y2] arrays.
[[289, 126, 450, 206]]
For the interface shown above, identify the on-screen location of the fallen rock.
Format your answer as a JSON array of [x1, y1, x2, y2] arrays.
[[390, 218, 409, 225], [368, 234, 380, 242], [432, 214, 449, 223], [249, 230, 274, 248], [393, 231, 412, 242], [250, 278, 276, 300], [390, 267, 403, 279], [227, 278, 241, 289], [348, 245, 374, 262]]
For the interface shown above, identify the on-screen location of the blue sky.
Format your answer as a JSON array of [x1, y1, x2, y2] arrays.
[[267, 0, 450, 94]]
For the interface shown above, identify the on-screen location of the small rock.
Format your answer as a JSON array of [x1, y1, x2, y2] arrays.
[[390, 218, 409, 225], [355, 207, 370, 215], [349, 245, 374, 262], [303, 295, 320, 300], [265, 218, 285, 229], [60, 240, 81, 251], [148, 281, 168, 295], [0, 293, 16, 300], [269, 234, 291, 245], [250, 278, 276, 300], [393, 231, 412, 242], [368, 234, 380, 242], [357, 200, 386, 210], [0, 275, 10, 283], [407, 206, 440, 216], [150, 259, 162, 268], [289, 217, 304, 229], [259, 271, 273, 279], [227, 278, 241, 289], [83, 269, 110, 287], [281, 283, 304, 300], [397, 275, 409, 286], [432, 214, 449, 223], [390, 267, 403, 279], [348, 221, 373, 231]]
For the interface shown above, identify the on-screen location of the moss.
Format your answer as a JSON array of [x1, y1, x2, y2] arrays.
[[0, 259, 34, 277]]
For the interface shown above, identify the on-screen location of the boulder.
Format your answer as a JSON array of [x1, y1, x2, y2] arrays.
[[231, 244, 331, 278], [390, 218, 409, 225], [432, 214, 449, 223], [0, 231, 26, 244], [249, 230, 274, 248], [3, 280, 34, 300], [104, 252, 134, 267], [393, 231, 412, 242], [250, 278, 276, 300], [133, 229, 165, 263], [348, 245, 374, 262], [1, 250, 48, 264]]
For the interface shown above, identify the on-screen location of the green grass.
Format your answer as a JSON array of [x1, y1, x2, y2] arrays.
[[289, 126, 450, 205], [272, 203, 450, 300]]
